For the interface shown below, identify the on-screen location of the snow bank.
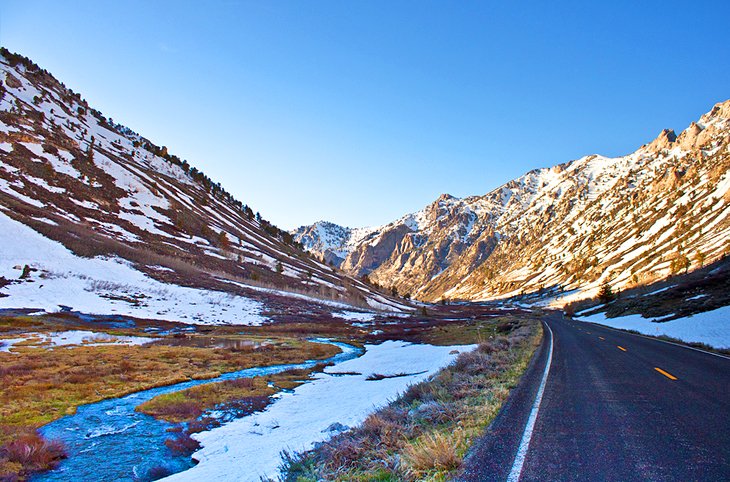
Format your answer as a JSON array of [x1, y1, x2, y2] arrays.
[[0, 211, 266, 325], [163, 340, 476, 482], [0, 330, 154, 353], [578, 307, 730, 349], [332, 310, 377, 322]]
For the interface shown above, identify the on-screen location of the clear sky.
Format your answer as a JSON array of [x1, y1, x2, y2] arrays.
[[1, 1, 729, 230]]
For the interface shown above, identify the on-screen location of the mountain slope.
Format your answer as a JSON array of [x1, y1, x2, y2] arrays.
[[0, 49, 407, 317], [296, 100, 730, 303]]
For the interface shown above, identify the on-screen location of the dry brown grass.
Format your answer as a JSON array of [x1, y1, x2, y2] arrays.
[[401, 430, 464, 476], [137, 368, 315, 423], [0, 431, 66, 480], [281, 313, 542, 481]]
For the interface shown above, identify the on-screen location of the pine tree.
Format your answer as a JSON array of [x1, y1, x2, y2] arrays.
[[598, 281, 615, 304]]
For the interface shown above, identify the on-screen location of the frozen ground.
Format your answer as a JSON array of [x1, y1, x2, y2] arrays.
[[0, 211, 267, 325], [578, 306, 730, 349], [163, 340, 476, 482], [331, 310, 377, 322], [0, 330, 154, 353]]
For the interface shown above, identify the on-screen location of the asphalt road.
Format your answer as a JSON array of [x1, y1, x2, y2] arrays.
[[458, 311, 730, 481]]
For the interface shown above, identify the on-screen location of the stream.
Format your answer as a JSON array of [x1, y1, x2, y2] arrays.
[[32, 340, 360, 482]]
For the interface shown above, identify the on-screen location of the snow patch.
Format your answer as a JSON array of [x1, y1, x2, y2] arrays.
[[0, 211, 266, 325], [579, 307, 730, 349]]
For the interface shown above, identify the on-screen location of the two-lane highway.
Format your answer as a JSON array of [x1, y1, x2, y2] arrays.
[[459, 312, 730, 481]]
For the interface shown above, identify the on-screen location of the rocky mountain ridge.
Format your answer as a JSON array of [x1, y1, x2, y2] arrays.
[[296, 100, 730, 304]]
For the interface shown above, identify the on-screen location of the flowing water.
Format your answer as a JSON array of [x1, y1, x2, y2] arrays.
[[33, 340, 360, 482]]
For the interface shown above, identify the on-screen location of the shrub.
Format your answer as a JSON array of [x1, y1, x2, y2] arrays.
[[146, 399, 203, 421], [401, 430, 463, 476], [186, 417, 219, 434], [411, 400, 457, 424], [401, 381, 436, 404], [0, 432, 66, 475], [164, 433, 201, 456], [226, 377, 254, 389]]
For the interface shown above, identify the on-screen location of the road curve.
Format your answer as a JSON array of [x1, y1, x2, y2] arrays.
[[458, 311, 730, 481]]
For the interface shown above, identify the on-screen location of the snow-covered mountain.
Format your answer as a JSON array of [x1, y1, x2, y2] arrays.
[[292, 221, 378, 266], [296, 100, 730, 304], [0, 49, 408, 318]]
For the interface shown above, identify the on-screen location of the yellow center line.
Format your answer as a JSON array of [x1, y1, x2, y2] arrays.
[[598, 336, 605, 341], [617, 346, 627, 352], [655, 367, 678, 380]]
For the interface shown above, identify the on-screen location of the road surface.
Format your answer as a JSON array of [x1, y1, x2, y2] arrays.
[[458, 311, 730, 481]]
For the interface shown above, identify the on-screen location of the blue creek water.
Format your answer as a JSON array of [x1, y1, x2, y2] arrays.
[[33, 340, 360, 482]]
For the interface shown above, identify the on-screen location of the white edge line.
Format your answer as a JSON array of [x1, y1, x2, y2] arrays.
[[577, 319, 730, 361], [506, 320, 554, 482]]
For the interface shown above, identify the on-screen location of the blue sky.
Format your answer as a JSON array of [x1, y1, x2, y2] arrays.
[[2, 1, 729, 229]]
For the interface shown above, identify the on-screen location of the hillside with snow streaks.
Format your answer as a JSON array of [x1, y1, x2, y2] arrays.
[[0, 50, 408, 315], [296, 100, 730, 304], [0, 210, 267, 325]]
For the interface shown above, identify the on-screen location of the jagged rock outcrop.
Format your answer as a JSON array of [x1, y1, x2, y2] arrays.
[[645, 128, 677, 151]]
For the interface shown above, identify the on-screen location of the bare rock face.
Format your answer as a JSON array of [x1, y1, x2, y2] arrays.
[[341, 223, 414, 275], [703, 99, 730, 123], [644, 128, 677, 152], [677, 122, 704, 150]]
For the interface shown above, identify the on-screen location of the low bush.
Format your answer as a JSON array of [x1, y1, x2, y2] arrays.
[[164, 433, 201, 456], [225, 377, 254, 389], [0, 432, 66, 476]]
